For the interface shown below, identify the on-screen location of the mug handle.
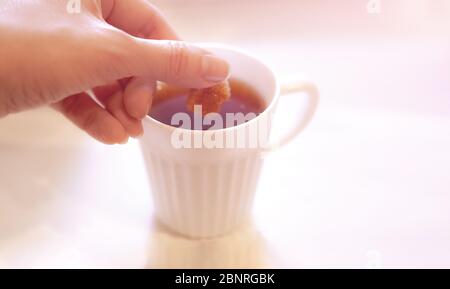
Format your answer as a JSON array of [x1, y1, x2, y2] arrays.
[[264, 79, 319, 152]]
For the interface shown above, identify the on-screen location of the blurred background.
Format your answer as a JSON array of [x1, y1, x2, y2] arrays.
[[153, 0, 450, 115], [0, 0, 449, 268]]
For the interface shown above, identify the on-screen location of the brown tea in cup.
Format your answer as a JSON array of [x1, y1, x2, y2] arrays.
[[187, 81, 231, 115], [150, 79, 267, 130]]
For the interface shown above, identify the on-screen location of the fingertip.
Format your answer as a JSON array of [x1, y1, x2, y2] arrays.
[[124, 78, 155, 119], [127, 119, 144, 138], [88, 113, 130, 145], [108, 123, 130, 145], [131, 122, 144, 139], [118, 136, 130, 145], [101, 130, 129, 145], [98, 89, 145, 138]]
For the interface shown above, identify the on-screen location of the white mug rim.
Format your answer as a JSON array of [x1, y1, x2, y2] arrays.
[[143, 43, 280, 134]]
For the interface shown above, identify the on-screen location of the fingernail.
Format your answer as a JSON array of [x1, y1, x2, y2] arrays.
[[201, 55, 230, 82]]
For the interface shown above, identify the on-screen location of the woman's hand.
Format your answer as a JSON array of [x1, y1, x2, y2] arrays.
[[0, 0, 229, 144]]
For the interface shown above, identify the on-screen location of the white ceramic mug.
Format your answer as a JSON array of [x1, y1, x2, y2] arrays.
[[140, 44, 319, 239]]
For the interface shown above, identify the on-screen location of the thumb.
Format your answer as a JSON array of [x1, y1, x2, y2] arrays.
[[127, 38, 230, 88], [72, 30, 230, 97]]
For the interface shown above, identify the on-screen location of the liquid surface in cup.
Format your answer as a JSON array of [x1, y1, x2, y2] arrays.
[[149, 78, 267, 130]]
